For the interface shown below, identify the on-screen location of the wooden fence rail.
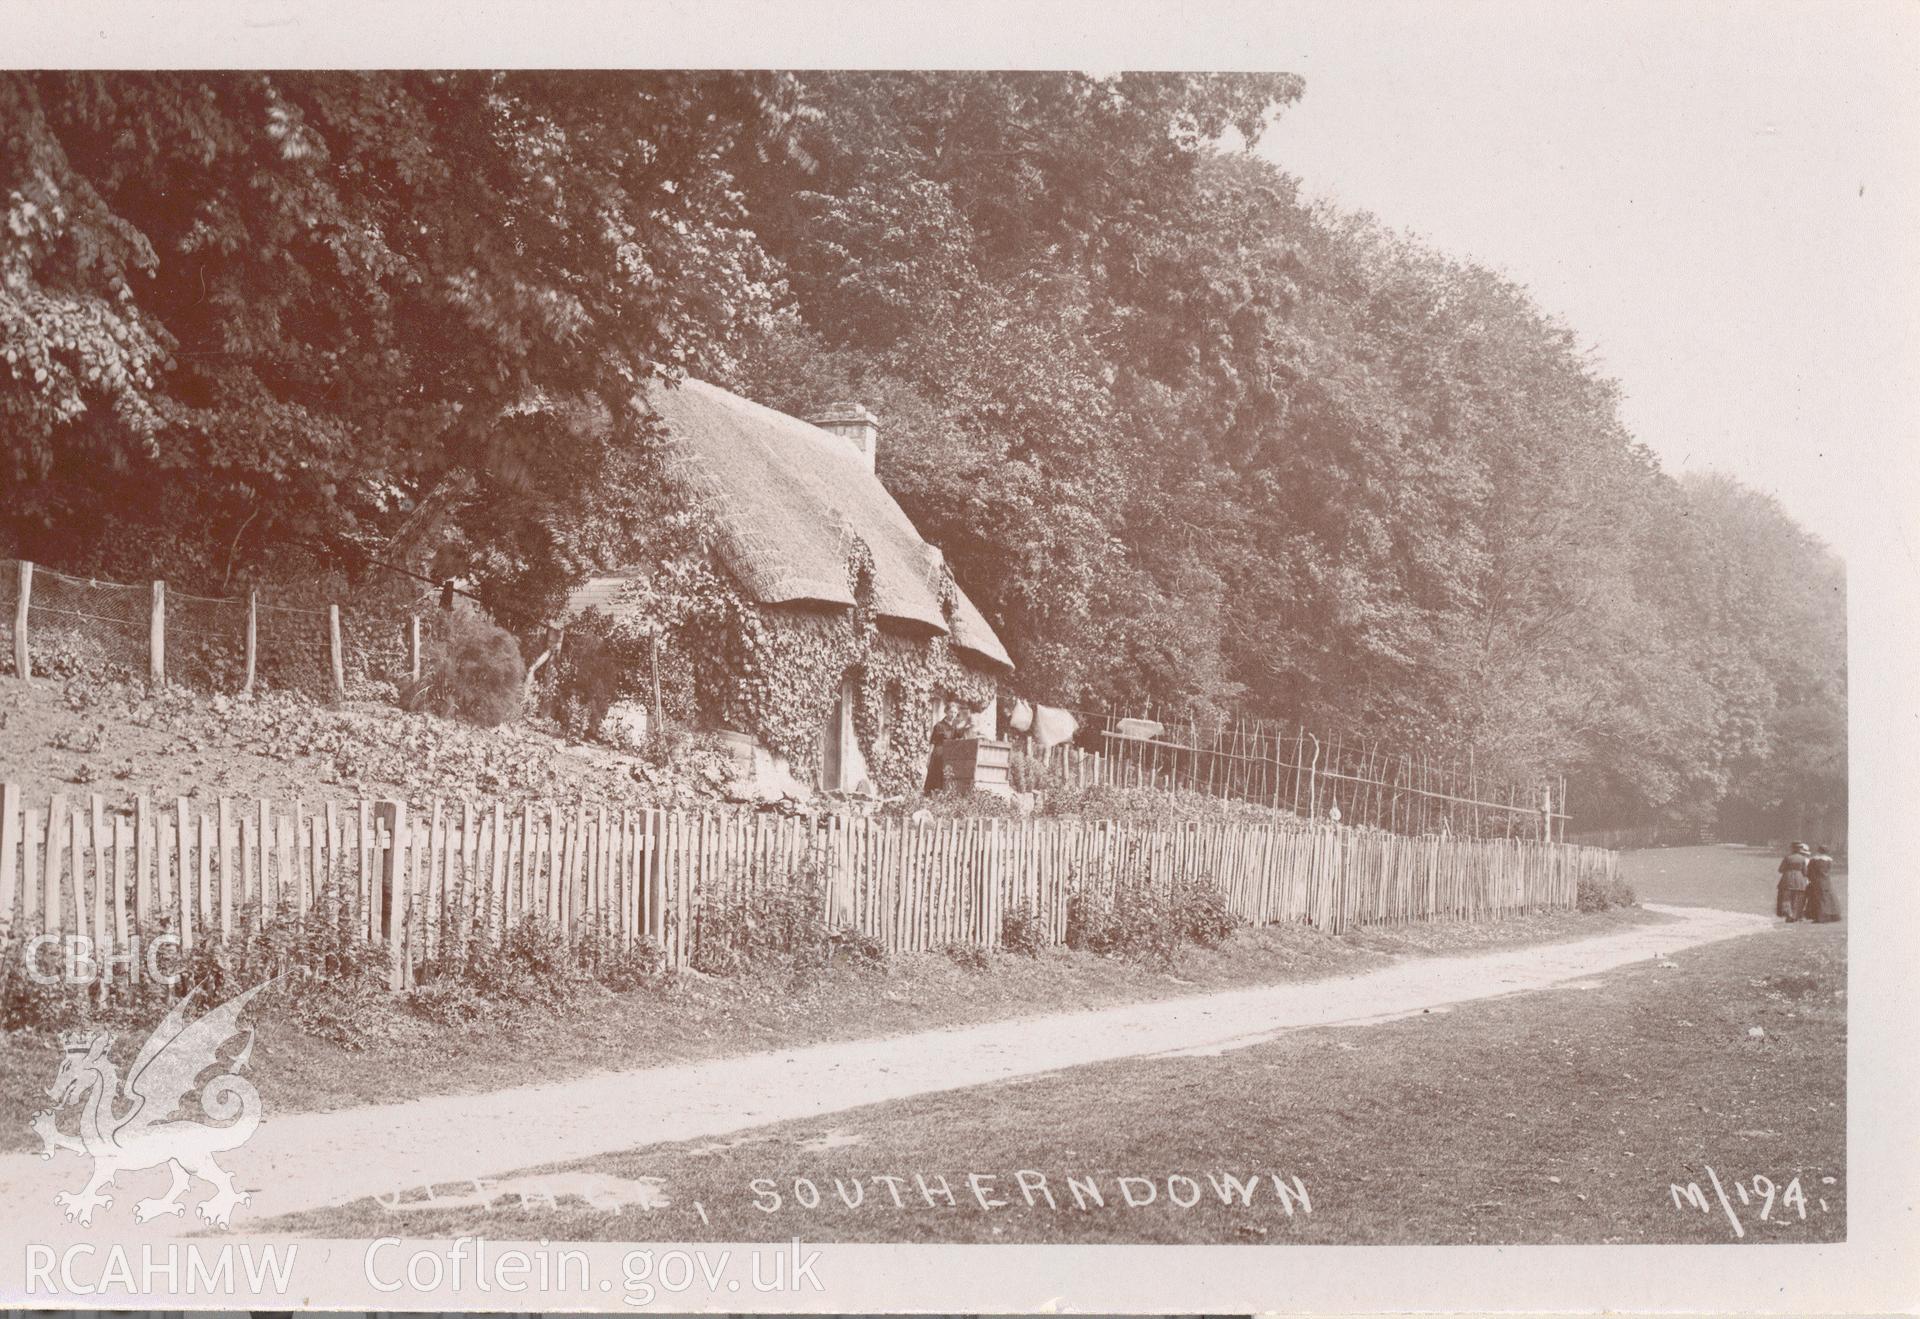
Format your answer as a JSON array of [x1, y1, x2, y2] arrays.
[[0, 784, 1621, 991]]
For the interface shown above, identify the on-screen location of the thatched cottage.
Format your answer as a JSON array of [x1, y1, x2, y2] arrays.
[[566, 378, 1013, 797]]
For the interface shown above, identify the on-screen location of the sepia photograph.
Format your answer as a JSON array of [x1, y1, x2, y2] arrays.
[[0, 2, 1913, 1315]]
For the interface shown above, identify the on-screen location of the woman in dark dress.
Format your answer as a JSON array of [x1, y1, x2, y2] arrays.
[[1805, 844, 1842, 923], [922, 701, 967, 794], [1776, 842, 1810, 921]]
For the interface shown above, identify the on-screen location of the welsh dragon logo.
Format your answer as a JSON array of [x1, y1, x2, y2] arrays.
[[31, 981, 271, 1229]]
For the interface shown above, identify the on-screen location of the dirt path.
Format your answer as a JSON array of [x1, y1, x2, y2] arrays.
[[1, 903, 1771, 1238]]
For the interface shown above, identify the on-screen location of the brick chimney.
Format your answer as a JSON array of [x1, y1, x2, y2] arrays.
[[807, 402, 879, 473]]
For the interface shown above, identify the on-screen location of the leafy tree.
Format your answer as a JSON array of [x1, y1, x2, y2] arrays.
[[735, 73, 1305, 697], [2, 71, 800, 615], [737, 72, 1844, 835], [3, 69, 1845, 836]]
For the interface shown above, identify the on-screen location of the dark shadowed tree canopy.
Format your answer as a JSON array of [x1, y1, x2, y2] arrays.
[[2, 70, 802, 611], [1, 70, 1844, 836]]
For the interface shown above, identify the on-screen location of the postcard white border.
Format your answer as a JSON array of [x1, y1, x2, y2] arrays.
[[1, 2, 1914, 1314]]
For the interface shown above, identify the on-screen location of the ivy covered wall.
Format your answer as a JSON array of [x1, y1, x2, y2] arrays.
[[600, 528, 1002, 794], [853, 628, 996, 796]]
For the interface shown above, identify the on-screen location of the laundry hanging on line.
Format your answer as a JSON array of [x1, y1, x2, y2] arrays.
[[1030, 704, 1078, 750]]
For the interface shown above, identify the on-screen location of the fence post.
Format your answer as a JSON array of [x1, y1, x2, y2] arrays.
[[648, 630, 664, 732], [328, 604, 346, 700], [149, 580, 166, 687], [380, 800, 406, 990], [408, 615, 422, 682], [0, 782, 18, 943], [243, 590, 259, 696], [13, 560, 31, 682]]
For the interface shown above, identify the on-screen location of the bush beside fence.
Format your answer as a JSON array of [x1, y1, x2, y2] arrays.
[[0, 782, 1622, 998]]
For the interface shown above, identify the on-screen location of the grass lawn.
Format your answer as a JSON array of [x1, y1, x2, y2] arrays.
[[1619, 842, 1848, 914], [0, 902, 1663, 1153], [262, 917, 1843, 1245]]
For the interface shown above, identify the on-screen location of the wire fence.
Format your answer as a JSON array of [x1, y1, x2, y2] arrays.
[[1023, 706, 1569, 840], [253, 598, 333, 700], [341, 608, 414, 701], [2, 558, 432, 704], [169, 587, 248, 691], [19, 566, 150, 680]]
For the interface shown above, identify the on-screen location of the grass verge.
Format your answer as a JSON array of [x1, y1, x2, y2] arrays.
[[1, 904, 1663, 1153], [262, 918, 1842, 1245]]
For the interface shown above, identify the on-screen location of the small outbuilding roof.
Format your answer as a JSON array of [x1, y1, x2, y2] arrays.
[[575, 377, 1012, 671]]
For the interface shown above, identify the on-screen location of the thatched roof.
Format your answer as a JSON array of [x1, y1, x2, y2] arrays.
[[609, 377, 1013, 670]]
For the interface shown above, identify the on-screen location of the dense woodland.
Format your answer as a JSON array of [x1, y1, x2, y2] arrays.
[[1, 72, 1845, 835]]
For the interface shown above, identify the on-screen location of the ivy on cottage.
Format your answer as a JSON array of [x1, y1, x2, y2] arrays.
[[593, 525, 997, 791], [853, 629, 995, 796]]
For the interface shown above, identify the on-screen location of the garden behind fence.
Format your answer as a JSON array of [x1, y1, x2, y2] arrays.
[[0, 783, 1623, 996]]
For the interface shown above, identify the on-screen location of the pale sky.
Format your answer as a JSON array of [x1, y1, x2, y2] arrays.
[[1251, 2, 1920, 563]]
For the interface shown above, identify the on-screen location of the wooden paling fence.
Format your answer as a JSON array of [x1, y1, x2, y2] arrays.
[[0, 783, 1622, 992]]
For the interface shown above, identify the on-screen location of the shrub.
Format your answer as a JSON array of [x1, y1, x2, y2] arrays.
[[1064, 879, 1114, 952], [826, 926, 888, 970], [683, 859, 890, 981], [1061, 851, 1246, 965], [401, 608, 526, 727], [577, 929, 671, 993], [289, 981, 409, 1050], [1065, 869, 1181, 965], [882, 787, 1022, 820], [549, 608, 649, 743], [0, 884, 670, 1047], [1577, 871, 1640, 912], [1040, 783, 1303, 827], [414, 912, 674, 1007], [110, 886, 658, 1034], [0, 889, 411, 1046], [1173, 877, 1242, 948], [0, 964, 89, 1034], [942, 941, 991, 971], [1000, 900, 1048, 957], [175, 887, 391, 1004], [1007, 750, 1063, 793], [406, 977, 493, 1026], [688, 872, 828, 976], [424, 916, 593, 1009]]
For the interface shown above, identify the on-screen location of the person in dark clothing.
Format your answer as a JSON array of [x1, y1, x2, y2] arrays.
[[1777, 842, 1810, 921], [922, 702, 967, 794], [1805, 844, 1842, 923]]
